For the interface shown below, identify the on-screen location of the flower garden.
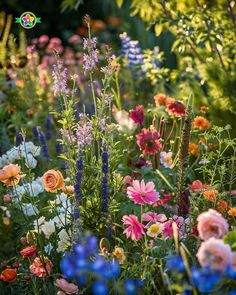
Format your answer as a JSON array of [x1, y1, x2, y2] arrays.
[[0, 1, 236, 294]]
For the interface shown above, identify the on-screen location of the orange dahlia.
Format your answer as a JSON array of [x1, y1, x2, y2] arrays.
[[188, 142, 199, 157], [203, 189, 218, 202], [193, 116, 210, 130]]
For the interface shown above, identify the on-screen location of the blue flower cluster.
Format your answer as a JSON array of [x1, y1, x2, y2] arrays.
[[60, 236, 143, 295], [120, 32, 143, 69], [44, 114, 53, 140], [36, 126, 49, 159]]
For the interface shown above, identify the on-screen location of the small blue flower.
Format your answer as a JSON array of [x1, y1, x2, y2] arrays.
[[229, 291, 236, 295], [92, 281, 109, 295], [102, 260, 120, 280], [226, 264, 236, 279], [86, 236, 98, 256], [60, 254, 75, 279], [165, 255, 185, 272], [191, 266, 222, 293]]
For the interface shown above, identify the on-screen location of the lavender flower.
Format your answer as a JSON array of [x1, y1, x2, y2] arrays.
[[76, 114, 93, 147], [45, 114, 53, 140], [74, 157, 83, 220], [52, 60, 69, 96], [16, 133, 23, 146], [32, 126, 39, 142], [83, 37, 99, 74], [37, 127, 49, 159], [60, 129, 76, 143]]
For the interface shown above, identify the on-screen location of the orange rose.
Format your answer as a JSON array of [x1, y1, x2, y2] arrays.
[[0, 164, 23, 186], [42, 170, 65, 192], [0, 269, 17, 282]]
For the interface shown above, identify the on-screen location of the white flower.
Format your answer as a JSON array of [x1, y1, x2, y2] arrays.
[[25, 153, 37, 169], [41, 221, 56, 239], [113, 107, 137, 132], [199, 158, 210, 165], [160, 151, 173, 168], [57, 229, 71, 253], [147, 222, 163, 238]]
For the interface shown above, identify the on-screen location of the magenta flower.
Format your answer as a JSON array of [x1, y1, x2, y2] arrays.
[[127, 180, 160, 205], [163, 216, 186, 238], [142, 211, 167, 228], [122, 215, 144, 240], [130, 105, 144, 126]]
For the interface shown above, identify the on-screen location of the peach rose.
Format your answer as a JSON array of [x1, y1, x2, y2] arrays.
[[55, 278, 78, 294], [29, 257, 53, 277], [42, 170, 65, 192], [61, 185, 74, 195], [197, 237, 232, 271], [197, 209, 228, 240], [0, 164, 23, 186]]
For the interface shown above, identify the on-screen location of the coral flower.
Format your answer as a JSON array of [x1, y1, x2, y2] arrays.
[[130, 105, 144, 126], [188, 142, 199, 157], [166, 101, 185, 117], [203, 189, 218, 202], [122, 215, 144, 241], [55, 278, 78, 294], [197, 209, 228, 240], [197, 237, 232, 272], [30, 257, 53, 277], [216, 200, 228, 213], [136, 128, 162, 155], [193, 116, 210, 130], [127, 180, 160, 205], [153, 93, 175, 107], [42, 170, 65, 192], [20, 246, 37, 258], [228, 208, 236, 217], [188, 180, 208, 193], [0, 164, 23, 186], [0, 269, 17, 282]]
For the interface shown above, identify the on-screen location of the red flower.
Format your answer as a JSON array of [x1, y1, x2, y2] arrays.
[[136, 128, 162, 155], [0, 269, 17, 282], [166, 101, 185, 117], [20, 246, 37, 258], [130, 105, 144, 126]]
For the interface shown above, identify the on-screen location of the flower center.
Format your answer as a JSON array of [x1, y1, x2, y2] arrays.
[[149, 224, 160, 234]]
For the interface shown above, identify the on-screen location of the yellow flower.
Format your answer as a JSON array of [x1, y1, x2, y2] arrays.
[[113, 247, 126, 263]]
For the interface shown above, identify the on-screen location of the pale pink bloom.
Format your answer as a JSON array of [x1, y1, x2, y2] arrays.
[[122, 215, 144, 241], [38, 35, 49, 44], [127, 180, 160, 205], [124, 175, 133, 185], [232, 252, 236, 271], [29, 257, 53, 277], [142, 211, 167, 228], [55, 278, 78, 294], [196, 237, 232, 272], [160, 151, 173, 168], [197, 209, 228, 240]]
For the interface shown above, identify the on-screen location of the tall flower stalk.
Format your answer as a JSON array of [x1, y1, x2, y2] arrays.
[[177, 97, 193, 216]]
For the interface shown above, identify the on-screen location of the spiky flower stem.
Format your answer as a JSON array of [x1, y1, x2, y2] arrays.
[[177, 104, 192, 216]]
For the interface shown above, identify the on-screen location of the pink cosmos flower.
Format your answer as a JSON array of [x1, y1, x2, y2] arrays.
[[188, 180, 208, 193], [196, 237, 232, 272], [122, 215, 144, 240], [136, 128, 162, 155], [127, 180, 160, 205], [166, 101, 185, 117], [142, 211, 167, 227], [130, 105, 144, 126], [29, 257, 53, 277], [197, 209, 228, 241], [55, 278, 78, 294]]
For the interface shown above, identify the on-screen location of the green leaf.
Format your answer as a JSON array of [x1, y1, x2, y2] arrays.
[[224, 230, 236, 250], [116, 0, 123, 8]]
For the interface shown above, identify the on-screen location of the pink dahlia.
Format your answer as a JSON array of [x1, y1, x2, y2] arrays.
[[197, 237, 232, 272], [127, 180, 160, 205], [130, 105, 144, 126], [122, 215, 144, 240], [197, 209, 228, 241], [166, 101, 185, 117], [163, 216, 186, 238], [136, 128, 162, 155]]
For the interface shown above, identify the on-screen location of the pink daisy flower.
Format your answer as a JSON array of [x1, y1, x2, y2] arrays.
[[122, 215, 144, 241], [127, 180, 160, 205], [142, 211, 167, 227], [130, 105, 144, 126]]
